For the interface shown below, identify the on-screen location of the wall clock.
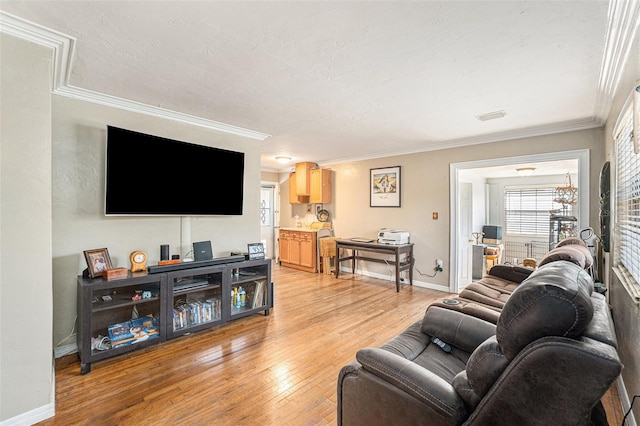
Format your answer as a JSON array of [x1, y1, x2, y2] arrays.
[[130, 251, 147, 272], [247, 243, 265, 260]]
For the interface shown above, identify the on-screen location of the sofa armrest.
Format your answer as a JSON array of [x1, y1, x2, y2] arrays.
[[356, 347, 468, 420], [421, 307, 497, 353]]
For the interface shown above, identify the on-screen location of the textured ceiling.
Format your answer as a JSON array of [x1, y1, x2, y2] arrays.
[[0, 1, 618, 171]]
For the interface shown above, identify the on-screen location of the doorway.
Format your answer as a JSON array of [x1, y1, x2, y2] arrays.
[[260, 183, 279, 259], [449, 149, 590, 293]]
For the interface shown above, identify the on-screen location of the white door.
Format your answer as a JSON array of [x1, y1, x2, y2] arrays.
[[260, 185, 276, 259], [458, 182, 473, 290]]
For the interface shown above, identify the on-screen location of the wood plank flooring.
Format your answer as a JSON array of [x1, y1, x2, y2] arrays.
[[39, 264, 622, 425]]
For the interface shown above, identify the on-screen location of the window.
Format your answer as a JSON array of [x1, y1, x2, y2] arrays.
[[504, 187, 569, 236], [260, 187, 274, 227], [614, 109, 640, 289]]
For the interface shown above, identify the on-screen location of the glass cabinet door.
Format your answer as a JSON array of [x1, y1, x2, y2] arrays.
[[168, 268, 224, 337]]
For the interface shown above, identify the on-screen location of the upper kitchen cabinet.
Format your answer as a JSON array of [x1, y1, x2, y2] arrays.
[[289, 172, 310, 204], [310, 168, 332, 204], [289, 162, 332, 204], [295, 162, 316, 196]]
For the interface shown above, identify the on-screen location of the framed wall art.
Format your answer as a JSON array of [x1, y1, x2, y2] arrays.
[[370, 166, 401, 207], [83, 247, 113, 278]]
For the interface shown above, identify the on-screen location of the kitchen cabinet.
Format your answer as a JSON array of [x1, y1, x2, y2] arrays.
[[279, 229, 317, 272], [310, 168, 332, 204], [295, 162, 316, 196], [289, 172, 310, 204]]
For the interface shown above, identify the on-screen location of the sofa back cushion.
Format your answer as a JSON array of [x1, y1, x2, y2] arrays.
[[496, 261, 594, 360], [463, 336, 509, 399], [539, 238, 593, 270], [486, 264, 534, 283]]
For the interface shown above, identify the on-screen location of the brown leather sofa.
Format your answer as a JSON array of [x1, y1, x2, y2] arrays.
[[337, 255, 622, 425], [429, 264, 533, 324], [430, 237, 594, 324]]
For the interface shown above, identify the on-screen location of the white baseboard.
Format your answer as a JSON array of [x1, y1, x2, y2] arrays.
[[338, 265, 449, 293], [618, 375, 637, 426], [54, 343, 77, 358], [0, 402, 54, 426], [0, 363, 56, 426]]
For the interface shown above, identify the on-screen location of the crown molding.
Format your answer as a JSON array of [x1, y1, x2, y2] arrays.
[[295, 116, 603, 173], [0, 11, 74, 91], [0, 11, 271, 141], [594, 0, 640, 120]]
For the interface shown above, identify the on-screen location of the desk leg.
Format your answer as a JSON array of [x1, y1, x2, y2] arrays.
[[351, 249, 356, 274], [395, 250, 400, 292], [409, 254, 414, 286], [335, 242, 340, 278]]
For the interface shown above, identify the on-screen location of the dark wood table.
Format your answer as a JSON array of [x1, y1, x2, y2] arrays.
[[334, 239, 414, 292]]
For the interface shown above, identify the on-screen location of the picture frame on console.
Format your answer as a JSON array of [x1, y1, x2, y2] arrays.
[[84, 248, 113, 278], [370, 166, 401, 207]]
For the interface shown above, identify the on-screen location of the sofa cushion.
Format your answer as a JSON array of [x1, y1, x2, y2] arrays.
[[496, 261, 594, 360], [464, 336, 509, 398], [486, 264, 534, 284], [429, 298, 502, 324], [421, 307, 496, 354], [539, 243, 593, 270], [555, 236, 587, 248], [458, 282, 510, 309], [451, 371, 481, 411], [379, 320, 430, 361]]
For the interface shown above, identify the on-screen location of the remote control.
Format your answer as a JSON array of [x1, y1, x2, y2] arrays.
[[431, 336, 452, 353]]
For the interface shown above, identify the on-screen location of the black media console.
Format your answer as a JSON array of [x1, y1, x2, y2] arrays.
[[77, 257, 272, 374]]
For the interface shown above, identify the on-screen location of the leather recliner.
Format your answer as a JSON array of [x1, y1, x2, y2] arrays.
[[337, 260, 622, 425]]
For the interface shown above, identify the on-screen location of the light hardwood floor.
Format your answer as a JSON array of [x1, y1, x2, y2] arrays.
[[39, 264, 622, 425]]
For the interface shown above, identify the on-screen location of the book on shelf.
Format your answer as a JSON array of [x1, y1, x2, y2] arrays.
[[251, 280, 266, 309], [173, 297, 220, 330], [107, 315, 159, 348]]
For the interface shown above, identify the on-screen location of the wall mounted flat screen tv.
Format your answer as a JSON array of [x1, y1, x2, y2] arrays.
[[105, 126, 244, 216]]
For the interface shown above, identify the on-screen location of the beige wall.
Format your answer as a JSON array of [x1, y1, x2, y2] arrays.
[[280, 128, 604, 290], [1, 34, 54, 422], [50, 96, 263, 354]]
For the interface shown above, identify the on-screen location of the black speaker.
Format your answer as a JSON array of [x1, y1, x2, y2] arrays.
[[160, 244, 169, 261], [599, 161, 610, 252]]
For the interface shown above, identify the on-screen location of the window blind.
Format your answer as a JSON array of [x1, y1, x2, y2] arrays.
[[504, 187, 569, 236], [615, 115, 640, 287]]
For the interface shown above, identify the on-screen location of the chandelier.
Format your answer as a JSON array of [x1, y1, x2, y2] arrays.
[[554, 173, 578, 214]]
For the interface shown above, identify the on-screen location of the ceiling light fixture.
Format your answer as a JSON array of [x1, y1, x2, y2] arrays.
[[275, 156, 292, 164], [476, 110, 507, 121], [516, 167, 536, 177]]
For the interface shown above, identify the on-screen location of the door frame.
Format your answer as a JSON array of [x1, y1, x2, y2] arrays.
[[449, 149, 590, 293], [260, 181, 280, 260]]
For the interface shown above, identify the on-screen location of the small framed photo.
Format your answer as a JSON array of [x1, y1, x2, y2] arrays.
[[84, 248, 113, 278], [247, 243, 265, 260], [370, 166, 401, 207]]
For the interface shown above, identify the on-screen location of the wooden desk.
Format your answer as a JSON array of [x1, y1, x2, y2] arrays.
[[334, 239, 414, 292]]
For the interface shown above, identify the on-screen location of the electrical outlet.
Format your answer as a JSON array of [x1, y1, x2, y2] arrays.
[[435, 259, 444, 272]]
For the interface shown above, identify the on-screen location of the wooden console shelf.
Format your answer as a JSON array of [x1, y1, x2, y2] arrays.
[[77, 258, 272, 374]]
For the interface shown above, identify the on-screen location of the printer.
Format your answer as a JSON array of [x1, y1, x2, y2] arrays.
[[377, 229, 410, 245]]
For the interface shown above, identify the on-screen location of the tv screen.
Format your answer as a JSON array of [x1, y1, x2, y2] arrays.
[[105, 126, 244, 216]]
